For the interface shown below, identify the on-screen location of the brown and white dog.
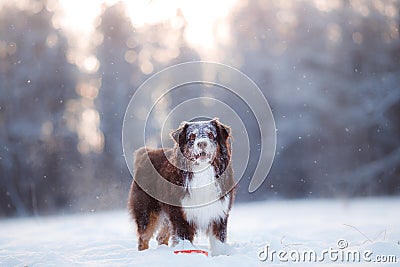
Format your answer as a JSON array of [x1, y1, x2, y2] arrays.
[[128, 118, 236, 256]]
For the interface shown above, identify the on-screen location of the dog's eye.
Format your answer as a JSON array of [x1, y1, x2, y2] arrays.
[[207, 132, 214, 140], [189, 133, 196, 141]]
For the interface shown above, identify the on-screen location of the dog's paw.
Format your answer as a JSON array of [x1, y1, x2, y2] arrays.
[[209, 236, 231, 256], [173, 239, 197, 250]]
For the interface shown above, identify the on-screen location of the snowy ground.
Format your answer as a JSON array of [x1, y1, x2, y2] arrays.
[[0, 198, 399, 267]]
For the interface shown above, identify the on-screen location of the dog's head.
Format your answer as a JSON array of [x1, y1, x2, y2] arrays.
[[171, 118, 231, 168]]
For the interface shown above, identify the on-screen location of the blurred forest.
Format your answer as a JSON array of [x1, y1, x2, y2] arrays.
[[0, 0, 399, 217]]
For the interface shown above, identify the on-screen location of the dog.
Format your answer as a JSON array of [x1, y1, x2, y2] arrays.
[[128, 118, 236, 256]]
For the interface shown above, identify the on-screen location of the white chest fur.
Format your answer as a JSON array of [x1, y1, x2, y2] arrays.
[[181, 165, 230, 230]]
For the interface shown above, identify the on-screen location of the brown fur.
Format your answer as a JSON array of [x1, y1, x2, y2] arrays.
[[128, 119, 236, 251]]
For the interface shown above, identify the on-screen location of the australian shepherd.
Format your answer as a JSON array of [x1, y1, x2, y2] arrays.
[[128, 118, 236, 256]]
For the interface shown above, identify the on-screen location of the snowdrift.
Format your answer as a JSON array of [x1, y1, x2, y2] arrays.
[[1, 198, 399, 266]]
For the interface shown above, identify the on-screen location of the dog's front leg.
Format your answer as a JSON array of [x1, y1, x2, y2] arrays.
[[166, 206, 195, 245], [209, 217, 230, 256]]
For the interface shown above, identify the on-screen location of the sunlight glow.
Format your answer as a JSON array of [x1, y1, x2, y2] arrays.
[[180, 0, 238, 54], [311, 0, 342, 12], [123, 0, 239, 59], [4, 0, 399, 156], [49, 0, 103, 73], [124, 0, 178, 27], [2, 0, 240, 63], [326, 23, 342, 44]]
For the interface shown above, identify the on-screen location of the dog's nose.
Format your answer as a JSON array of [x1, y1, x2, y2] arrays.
[[197, 141, 207, 150]]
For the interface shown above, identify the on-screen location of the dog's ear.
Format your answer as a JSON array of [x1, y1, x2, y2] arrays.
[[212, 118, 230, 141], [171, 121, 189, 144], [212, 118, 231, 176]]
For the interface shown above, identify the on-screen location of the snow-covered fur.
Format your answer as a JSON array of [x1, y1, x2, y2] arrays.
[[128, 119, 235, 255]]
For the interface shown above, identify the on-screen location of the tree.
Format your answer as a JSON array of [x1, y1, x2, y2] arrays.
[[0, 6, 80, 216]]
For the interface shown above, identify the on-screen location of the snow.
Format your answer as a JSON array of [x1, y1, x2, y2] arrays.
[[1, 198, 399, 266]]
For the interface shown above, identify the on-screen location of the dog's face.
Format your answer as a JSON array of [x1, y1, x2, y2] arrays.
[[171, 119, 230, 166]]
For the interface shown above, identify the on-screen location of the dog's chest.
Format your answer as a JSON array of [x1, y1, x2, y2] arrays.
[[181, 166, 230, 230]]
